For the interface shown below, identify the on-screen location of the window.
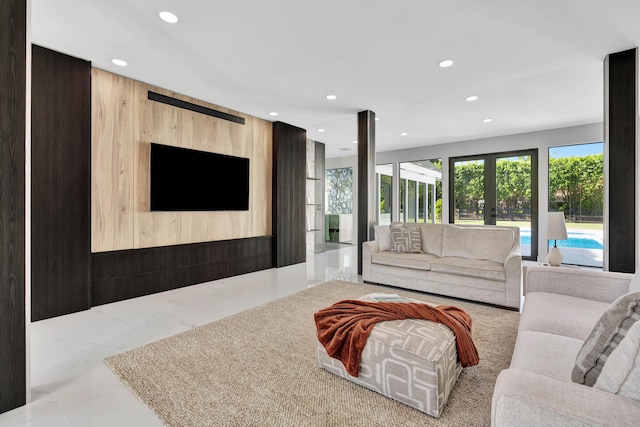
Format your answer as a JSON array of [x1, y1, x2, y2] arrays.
[[399, 160, 442, 223], [376, 164, 393, 225], [548, 143, 603, 267]]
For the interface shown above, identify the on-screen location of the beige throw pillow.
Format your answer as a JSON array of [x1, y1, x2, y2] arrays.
[[572, 291, 640, 387], [593, 320, 640, 401], [390, 225, 423, 254], [628, 267, 640, 293], [373, 225, 391, 252]]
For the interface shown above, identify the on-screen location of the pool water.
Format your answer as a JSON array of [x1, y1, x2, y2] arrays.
[[520, 232, 603, 250]]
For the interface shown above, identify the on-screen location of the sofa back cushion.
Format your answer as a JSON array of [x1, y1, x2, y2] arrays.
[[419, 223, 444, 256], [442, 225, 515, 263], [572, 291, 640, 389]]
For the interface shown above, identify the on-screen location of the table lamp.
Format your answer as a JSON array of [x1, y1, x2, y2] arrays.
[[547, 212, 568, 266]]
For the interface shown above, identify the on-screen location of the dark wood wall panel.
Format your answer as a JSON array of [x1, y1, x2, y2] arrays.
[[272, 122, 306, 267], [606, 48, 637, 273], [31, 45, 91, 321], [92, 237, 274, 305], [357, 110, 376, 274], [0, 0, 27, 413]]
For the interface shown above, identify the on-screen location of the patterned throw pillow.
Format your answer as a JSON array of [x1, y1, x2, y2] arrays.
[[572, 291, 640, 387], [390, 225, 423, 254]]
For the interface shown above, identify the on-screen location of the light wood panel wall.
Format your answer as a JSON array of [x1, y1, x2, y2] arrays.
[[92, 69, 135, 251], [92, 69, 273, 252], [252, 118, 273, 235]]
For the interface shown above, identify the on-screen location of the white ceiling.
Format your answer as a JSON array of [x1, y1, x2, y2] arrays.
[[32, 0, 640, 158]]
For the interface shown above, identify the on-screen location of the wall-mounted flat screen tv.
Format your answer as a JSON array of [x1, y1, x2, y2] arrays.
[[150, 143, 249, 211]]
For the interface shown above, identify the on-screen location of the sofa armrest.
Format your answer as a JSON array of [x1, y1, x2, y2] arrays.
[[492, 369, 640, 427], [503, 250, 523, 309], [525, 265, 632, 303], [362, 240, 379, 281]]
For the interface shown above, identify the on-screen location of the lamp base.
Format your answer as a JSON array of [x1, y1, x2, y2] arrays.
[[547, 246, 563, 267]]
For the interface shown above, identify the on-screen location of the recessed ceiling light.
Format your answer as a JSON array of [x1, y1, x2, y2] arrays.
[[375, 117, 380, 121], [111, 58, 127, 67], [466, 96, 478, 102], [159, 11, 179, 23], [483, 118, 493, 123], [438, 59, 454, 68], [318, 128, 325, 132], [352, 140, 358, 144], [325, 95, 337, 100], [268, 112, 278, 116], [400, 132, 408, 136]]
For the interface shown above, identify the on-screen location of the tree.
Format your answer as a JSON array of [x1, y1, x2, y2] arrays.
[[549, 153, 603, 222], [453, 161, 485, 219], [496, 157, 531, 220]]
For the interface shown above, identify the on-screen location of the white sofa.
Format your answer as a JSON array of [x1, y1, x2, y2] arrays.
[[492, 265, 640, 426], [362, 223, 522, 309]]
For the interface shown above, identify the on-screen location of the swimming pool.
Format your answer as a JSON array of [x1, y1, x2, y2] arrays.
[[520, 231, 603, 250]]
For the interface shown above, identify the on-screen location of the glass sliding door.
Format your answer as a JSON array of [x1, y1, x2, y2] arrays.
[[451, 158, 486, 224], [450, 150, 537, 260], [495, 153, 536, 259]]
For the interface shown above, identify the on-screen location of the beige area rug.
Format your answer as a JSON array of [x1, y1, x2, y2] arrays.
[[105, 280, 520, 427]]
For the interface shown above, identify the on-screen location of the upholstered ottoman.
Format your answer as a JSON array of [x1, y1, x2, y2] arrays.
[[315, 293, 462, 417]]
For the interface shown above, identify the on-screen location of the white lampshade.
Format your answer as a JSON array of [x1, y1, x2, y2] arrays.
[[547, 212, 568, 241]]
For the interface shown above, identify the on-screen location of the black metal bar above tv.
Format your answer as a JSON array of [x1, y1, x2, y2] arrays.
[[147, 91, 245, 125]]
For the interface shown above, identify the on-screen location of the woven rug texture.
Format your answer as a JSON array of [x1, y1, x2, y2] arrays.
[[105, 280, 520, 426]]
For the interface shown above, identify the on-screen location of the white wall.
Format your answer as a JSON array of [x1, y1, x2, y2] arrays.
[[327, 122, 604, 261]]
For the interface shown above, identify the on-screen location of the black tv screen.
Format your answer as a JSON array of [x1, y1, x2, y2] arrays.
[[150, 143, 249, 211]]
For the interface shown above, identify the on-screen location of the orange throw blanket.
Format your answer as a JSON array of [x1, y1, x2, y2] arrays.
[[314, 300, 479, 377]]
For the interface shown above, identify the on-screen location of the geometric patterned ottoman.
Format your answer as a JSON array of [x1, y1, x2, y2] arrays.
[[316, 293, 462, 417]]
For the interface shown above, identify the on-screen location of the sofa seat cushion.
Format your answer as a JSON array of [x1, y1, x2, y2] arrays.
[[442, 225, 515, 263], [519, 292, 610, 340], [430, 257, 506, 282], [510, 331, 584, 382], [370, 252, 439, 271]]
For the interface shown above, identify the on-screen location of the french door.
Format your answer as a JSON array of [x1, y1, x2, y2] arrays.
[[449, 150, 538, 260]]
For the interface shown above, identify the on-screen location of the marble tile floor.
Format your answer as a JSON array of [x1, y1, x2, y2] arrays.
[[0, 245, 360, 427]]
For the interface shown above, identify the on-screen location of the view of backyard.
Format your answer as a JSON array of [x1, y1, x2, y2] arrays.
[[376, 142, 604, 267]]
